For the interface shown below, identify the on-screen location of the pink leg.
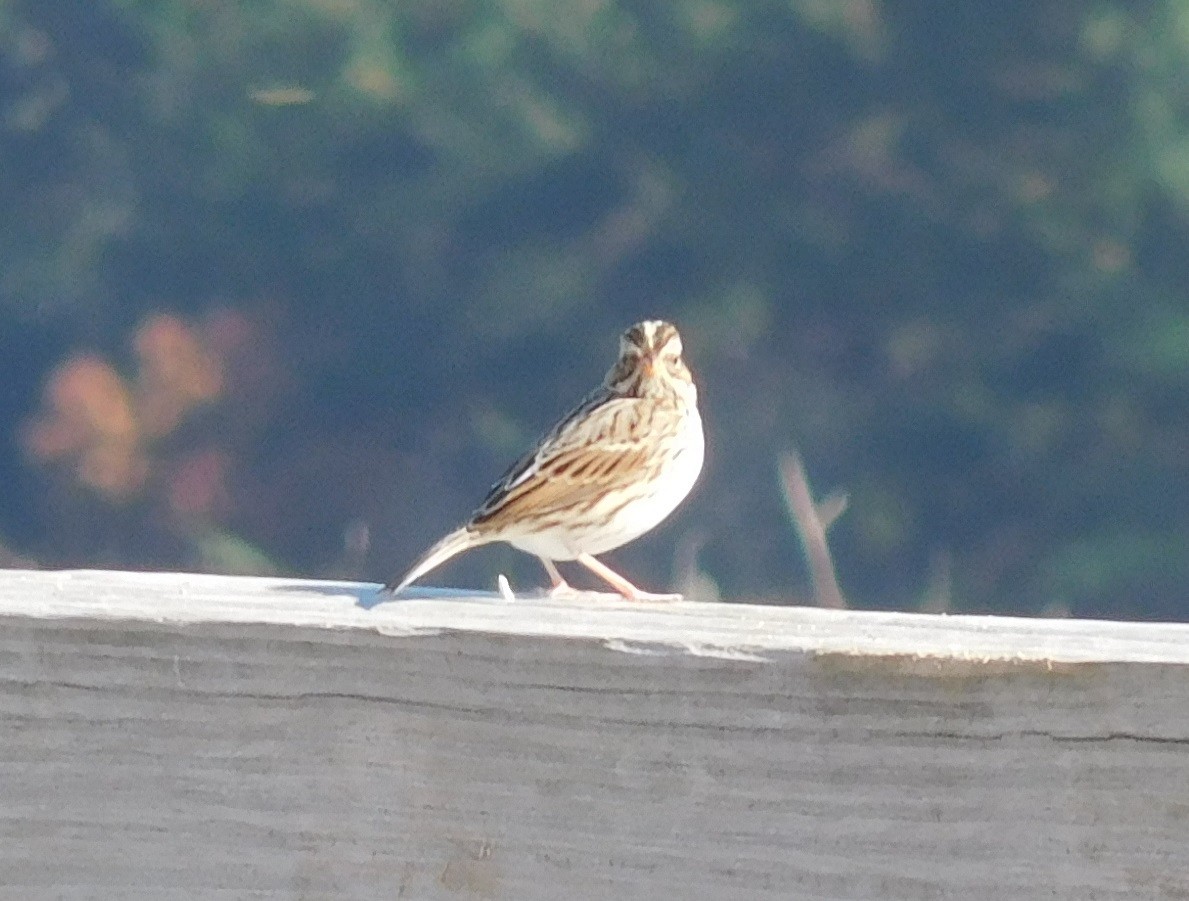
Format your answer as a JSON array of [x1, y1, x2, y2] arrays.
[[576, 553, 682, 602], [538, 557, 578, 598]]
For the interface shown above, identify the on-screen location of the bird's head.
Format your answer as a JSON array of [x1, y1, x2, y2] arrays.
[[606, 320, 695, 401]]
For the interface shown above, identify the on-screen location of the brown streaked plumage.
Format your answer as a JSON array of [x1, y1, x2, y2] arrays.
[[386, 320, 704, 601]]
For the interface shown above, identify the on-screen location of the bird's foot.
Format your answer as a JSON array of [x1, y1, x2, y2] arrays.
[[546, 580, 582, 600]]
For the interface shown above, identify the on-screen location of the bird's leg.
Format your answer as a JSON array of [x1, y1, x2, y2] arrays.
[[576, 553, 682, 602], [538, 557, 578, 598]]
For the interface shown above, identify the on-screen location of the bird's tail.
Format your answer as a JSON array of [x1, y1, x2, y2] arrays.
[[385, 527, 493, 594]]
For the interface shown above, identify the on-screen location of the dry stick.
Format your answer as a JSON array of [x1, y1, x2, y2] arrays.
[[918, 549, 953, 614], [497, 574, 516, 603], [778, 450, 848, 609]]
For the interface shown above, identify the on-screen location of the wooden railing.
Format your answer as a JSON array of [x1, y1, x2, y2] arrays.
[[2, 568, 1187, 899]]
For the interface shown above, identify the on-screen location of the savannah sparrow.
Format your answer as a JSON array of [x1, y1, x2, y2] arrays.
[[386, 320, 704, 601]]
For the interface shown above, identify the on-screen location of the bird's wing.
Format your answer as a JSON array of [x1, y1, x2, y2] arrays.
[[471, 393, 657, 529]]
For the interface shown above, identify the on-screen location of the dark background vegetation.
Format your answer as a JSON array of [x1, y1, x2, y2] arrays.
[[2, 0, 1186, 617]]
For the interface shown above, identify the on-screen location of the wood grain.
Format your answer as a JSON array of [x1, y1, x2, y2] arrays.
[[1, 569, 1187, 900]]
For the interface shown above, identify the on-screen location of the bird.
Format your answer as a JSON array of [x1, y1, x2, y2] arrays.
[[386, 319, 704, 601]]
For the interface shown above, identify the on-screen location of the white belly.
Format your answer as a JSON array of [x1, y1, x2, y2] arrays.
[[508, 407, 704, 560]]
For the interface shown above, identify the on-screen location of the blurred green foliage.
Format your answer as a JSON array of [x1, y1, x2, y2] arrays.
[[2, 0, 1187, 618]]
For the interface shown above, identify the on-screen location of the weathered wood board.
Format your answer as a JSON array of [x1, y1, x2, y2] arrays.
[[1, 569, 1187, 900]]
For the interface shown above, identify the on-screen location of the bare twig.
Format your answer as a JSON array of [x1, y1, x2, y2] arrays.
[[673, 532, 720, 604], [918, 550, 953, 614], [778, 450, 848, 609], [497, 574, 516, 603]]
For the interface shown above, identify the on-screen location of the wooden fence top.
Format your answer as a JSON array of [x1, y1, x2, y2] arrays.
[[3, 567, 1187, 664], [2, 568, 1188, 900]]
